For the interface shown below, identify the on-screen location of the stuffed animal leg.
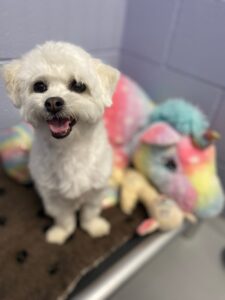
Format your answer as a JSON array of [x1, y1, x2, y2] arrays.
[[120, 169, 196, 235], [120, 169, 159, 215]]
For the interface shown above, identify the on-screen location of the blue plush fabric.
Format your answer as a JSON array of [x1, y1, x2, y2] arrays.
[[149, 99, 209, 147]]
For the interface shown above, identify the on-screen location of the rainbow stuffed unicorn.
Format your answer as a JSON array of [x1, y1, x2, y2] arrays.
[[104, 76, 224, 219], [133, 120, 224, 219]]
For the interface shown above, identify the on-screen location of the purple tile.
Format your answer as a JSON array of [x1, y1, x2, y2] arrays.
[[0, 0, 67, 58], [0, 67, 21, 129], [65, 0, 127, 50], [0, 0, 126, 58], [211, 96, 225, 162], [149, 67, 222, 121], [120, 53, 221, 121], [168, 0, 225, 87], [122, 0, 178, 63], [92, 50, 121, 68], [218, 162, 225, 188], [119, 53, 160, 96]]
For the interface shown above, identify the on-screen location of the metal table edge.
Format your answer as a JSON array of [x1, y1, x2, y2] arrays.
[[74, 227, 183, 300]]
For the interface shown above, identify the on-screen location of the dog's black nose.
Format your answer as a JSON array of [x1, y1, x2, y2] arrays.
[[45, 97, 64, 113]]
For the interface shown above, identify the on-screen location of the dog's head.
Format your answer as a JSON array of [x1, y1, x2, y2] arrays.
[[2, 41, 119, 139]]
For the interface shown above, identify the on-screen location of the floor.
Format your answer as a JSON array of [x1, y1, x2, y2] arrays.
[[109, 217, 225, 300]]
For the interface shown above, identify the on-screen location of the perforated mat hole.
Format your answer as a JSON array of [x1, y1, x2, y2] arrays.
[[0, 187, 6, 196], [0, 216, 7, 226], [42, 223, 52, 233], [66, 233, 75, 243], [48, 262, 60, 275], [24, 182, 34, 189], [36, 208, 47, 219], [16, 250, 28, 264], [125, 216, 134, 223]]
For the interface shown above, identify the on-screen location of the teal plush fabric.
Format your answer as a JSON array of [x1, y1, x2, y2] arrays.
[[149, 99, 210, 148]]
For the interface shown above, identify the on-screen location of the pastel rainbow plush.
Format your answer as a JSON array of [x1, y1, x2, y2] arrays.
[[102, 74, 153, 207], [133, 122, 224, 218], [104, 74, 153, 169], [0, 122, 33, 184]]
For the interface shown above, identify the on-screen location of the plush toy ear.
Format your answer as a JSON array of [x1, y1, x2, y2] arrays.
[[93, 59, 120, 107], [2, 60, 22, 108], [140, 122, 181, 146]]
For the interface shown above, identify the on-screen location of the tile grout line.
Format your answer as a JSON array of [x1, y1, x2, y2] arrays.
[[0, 59, 13, 65], [119, 48, 161, 67], [162, 0, 183, 64], [119, 48, 225, 96], [0, 48, 122, 64], [166, 64, 225, 90]]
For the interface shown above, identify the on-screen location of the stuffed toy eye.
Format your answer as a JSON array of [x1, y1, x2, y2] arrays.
[[69, 79, 86, 93], [164, 158, 177, 171], [33, 81, 48, 93]]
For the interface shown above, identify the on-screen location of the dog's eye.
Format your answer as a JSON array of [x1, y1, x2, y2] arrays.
[[69, 80, 86, 93], [33, 81, 48, 93]]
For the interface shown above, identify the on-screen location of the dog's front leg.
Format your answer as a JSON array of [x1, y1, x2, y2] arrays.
[[80, 189, 111, 238], [43, 197, 76, 245]]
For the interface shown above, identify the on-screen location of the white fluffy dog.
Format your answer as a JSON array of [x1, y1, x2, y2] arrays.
[[2, 41, 119, 244]]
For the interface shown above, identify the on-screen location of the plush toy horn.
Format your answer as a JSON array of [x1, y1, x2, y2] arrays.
[[192, 129, 220, 148], [203, 129, 220, 142]]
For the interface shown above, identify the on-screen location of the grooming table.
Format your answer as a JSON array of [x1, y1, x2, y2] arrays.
[[72, 228, 181, 299], [0, 166, 181, 300]]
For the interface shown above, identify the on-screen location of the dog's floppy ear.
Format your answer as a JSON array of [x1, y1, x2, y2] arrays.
[[2, 60, 22, 108], [93, 59, 120, 107]]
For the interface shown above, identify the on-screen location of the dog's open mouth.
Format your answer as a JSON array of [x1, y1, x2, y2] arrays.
[[47, 117, 77, 139]]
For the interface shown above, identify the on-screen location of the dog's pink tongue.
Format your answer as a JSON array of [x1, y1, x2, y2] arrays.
[[48, 118, 70, 134]]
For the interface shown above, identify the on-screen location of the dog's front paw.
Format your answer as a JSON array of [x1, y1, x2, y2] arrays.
[[81, 217, 111, 238], [46, 225, 72, 245]]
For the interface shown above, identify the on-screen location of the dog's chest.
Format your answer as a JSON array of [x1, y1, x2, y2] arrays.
[[50, 146, 96, 197], [30, 124, 112, 199], [31, 139, 107, 199]]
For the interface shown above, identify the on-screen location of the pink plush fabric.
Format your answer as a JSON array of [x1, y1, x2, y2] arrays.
[[104, 74, 153, 168]]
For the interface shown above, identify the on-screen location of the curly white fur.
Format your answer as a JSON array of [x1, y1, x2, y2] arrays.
[[2, 41, 119, 244]]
